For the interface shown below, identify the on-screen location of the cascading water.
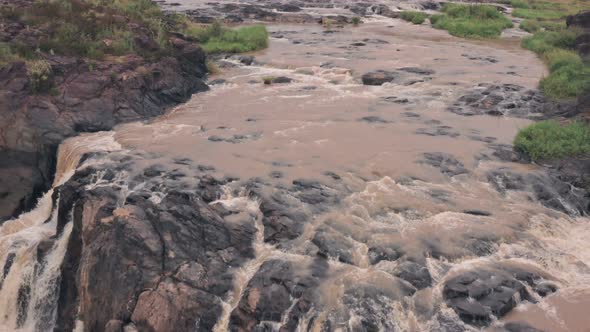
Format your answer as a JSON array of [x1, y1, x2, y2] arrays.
[[0, 132, 121, 331]]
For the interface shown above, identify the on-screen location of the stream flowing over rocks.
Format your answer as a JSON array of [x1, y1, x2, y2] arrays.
[[1, 1, 590, 332]]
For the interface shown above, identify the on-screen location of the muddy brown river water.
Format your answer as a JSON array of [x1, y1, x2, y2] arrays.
[[1, 9, 589, 332]]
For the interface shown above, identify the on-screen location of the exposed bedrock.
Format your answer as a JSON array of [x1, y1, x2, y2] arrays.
[[0, 39, 208, 220], [443, 264, 557, 327]]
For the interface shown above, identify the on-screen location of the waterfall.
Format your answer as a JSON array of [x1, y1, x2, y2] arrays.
[[0, 132, 120, 332]]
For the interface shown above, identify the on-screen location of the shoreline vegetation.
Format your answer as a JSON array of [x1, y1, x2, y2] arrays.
[[0, 0, 269, 68], [511, 0, 590, 161], [430, 4, 514, 38]]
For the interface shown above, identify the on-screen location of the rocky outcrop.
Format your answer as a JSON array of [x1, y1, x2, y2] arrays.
[[0, 39, 208, 220], [53, 152, 254, 331], [566, 10, 590, 58], [443, 264, 557, 326]]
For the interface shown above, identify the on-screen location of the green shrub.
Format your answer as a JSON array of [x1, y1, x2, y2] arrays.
[[400, 11, 429, 25], [540, 62, 590, 99], [521, 19, 566, 33], [520, 19, 540, 33], [430, 4, 513, 38], [26, 60, 52, 93], [0, 42, 20, 65], [510, 0, 530, 9], [543, 49, 582, 71], [515, 121, 590, 160], [521, 30, 578, 53], [202, 25, 268, 54], [513, 8, 565, 20], [352, 16, 362, 26]]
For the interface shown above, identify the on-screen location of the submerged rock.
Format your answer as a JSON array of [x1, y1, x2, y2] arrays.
[[361, 70, 400, 85]]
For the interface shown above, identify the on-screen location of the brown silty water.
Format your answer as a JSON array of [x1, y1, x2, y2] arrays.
[[1, 12, 589, 332], [111, 20, 590, 331]]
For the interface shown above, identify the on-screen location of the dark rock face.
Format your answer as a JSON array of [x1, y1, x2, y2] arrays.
[[53, 152, 255, 331], [419, 152, 469, 177], [443, 265, 555, 326], [567, 11, 590, 58], [487, 168, 590, 216], [361, 70, 400, 85], [448, 83, 574, 118], [0, 40, 208, 220]]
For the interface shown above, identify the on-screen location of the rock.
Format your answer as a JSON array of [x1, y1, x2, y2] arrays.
[[448, 83, 575, 119], [502, 321, 546, 332], [312, 229, 356, 264], [0, 34, 209, 220], [269, 76, 293, 84], [392, 261, 432, 289], [415, 125, 460, 138], [359, 115, 389, 123], [53, 152, 257, 331], [419, 152, 469, 176], [443, 267, 546, 327], [487, 168, 590, 215], [361, 70, 400, 85], [398, 67, 435, 75]]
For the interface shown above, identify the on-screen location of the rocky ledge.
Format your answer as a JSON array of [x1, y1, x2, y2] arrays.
[[0, 3, 209, 220]]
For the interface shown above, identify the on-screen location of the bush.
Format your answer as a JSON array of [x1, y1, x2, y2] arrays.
[[352, 16, 362, 26], [430, 4, 513, 38], [400, 11, 429, 25], [515, 121, 590, 160], [513, 8, 565, 20], [543, 49, 582, 71], [519, 19, 565, 33], [510, 0, 530, 9], [540, 62, 590, 99], [26, 60, 52, 93], [521, 30, 578, 53], [202, 25, 268, 54]]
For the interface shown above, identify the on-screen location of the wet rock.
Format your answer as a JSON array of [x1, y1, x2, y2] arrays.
[[392, 261, 432, 289], [53, 153, 257, 331], [449, 83, 574, 119], [398, 67, 435, 75], [368, 245, 401, 264], [415, 125, 460, 138], [444, 270, 534, 326], [419, 152, 469, 176], [209, 79, 227, 85], [502, 321, 546, 332], [268, 76, 293, 84], [229, 259, 324, 331], [487, 168, 590, 215], [359, 115, 389, 123], [0, 32, 208, 219], [312, 229, 356, 264], [463, 210, 492, 216], [361, 70, 400, 85]]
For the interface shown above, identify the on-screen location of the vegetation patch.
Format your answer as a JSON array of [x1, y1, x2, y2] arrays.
[[202, 25, 268, 54], [26, 59, 53, 93], [515, 121, 590, 160], [430, 4, 513, 38], [0, 0, 269, 64], [519, 19, 565, 33], [400, 11, 429, 25]]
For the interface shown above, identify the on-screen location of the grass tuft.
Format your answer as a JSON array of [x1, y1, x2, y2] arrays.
[[515, 121, 590, 160], [201, 25, 268, 54], [400, 11, 429, 25], [430, 4, 513, 38]]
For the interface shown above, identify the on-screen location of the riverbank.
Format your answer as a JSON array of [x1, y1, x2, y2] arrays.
[[0, 0, 212, 220]]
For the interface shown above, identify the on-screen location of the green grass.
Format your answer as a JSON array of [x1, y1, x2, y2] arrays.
[[515, 121, 590, 160], [519, 19, 565, 33], [201, 25, 268, 54], [513, 8, 566, 19], [521, 29, 588, 99], [510, 0, 531, 8], [430, 4, 514, 38], [521, 30, 578, 53], [400, 11, 429, 24]]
